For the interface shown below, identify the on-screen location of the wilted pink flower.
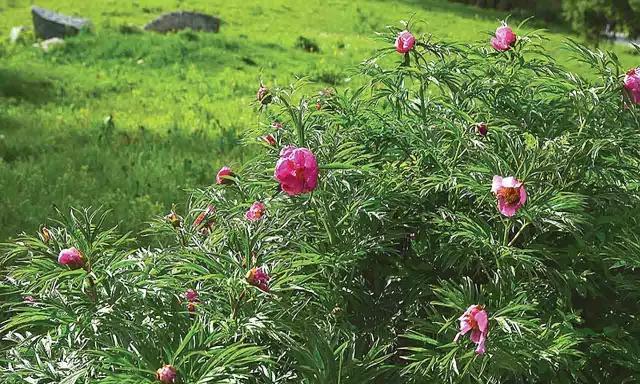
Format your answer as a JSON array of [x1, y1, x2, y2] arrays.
[[475, 122, 488, 136], [39, 226, 52, 243], [216, 166, 234, 185], [193, 205, 216, 228], [262, 134, 276, 146], [395, 30, 415, 54], [184, 289, 199, 302], [624, 67, 640, 104], [156, 364, 177, 384], [246, 267, 270, 292], [454, 304, 489, 355], [58, 247, 85, 269], [257, 83, 272, 105], [491, 24, 516, 51], [274, 146, 319, 196], [491, 175, 527, 217], [272, 121, 283, 130], [245, 201, 266, 221], [187, 302, 197, 313], [164, 210, 182, 228]]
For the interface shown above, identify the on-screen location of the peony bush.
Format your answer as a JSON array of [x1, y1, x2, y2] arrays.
[[2, 21, 640, 383]]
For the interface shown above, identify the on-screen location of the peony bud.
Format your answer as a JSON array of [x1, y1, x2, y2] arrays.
[[257, 83, 272, 105], [246, 266, 270, 292], [261, 134, 276, 146], [155, 365, 177, 384], [475, 122, 488, 136], [491, 24, 517, 52], [58, 247, 85, 269], [185, 289, 199, 302], [623, 67, 640, 105], [395, 30, 415, 54], [216, 166, 234, 185]]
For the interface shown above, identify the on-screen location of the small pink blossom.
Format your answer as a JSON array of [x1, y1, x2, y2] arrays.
[[623, 67, 640, 104], [245, 201, 266, 221], [156, 364, 177, 384], [216, 166, 234, 185], [395, 30, 416, 54], [272, 121, 283, 130], [491, 175, 527, 217], [274, 146, 319, 196], [24, 296, 36, 304], [58, 247, 85, 269], [454, 305, 489, 355], [246, 266, 270, 292], [491, 24, 516, 51], [184, 289, 199, 302]]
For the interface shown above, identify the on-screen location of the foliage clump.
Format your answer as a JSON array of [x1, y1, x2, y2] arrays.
[[2, 22, 640, 383]]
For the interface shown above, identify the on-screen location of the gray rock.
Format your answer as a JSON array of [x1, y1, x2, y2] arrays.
[[31, 6, 91, 39], [9, 26, 26, 44], [144, 11, 220, 33]]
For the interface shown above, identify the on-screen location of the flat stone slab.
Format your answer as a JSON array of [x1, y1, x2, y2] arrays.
[[144, 11, 220, 33], [31, 6, 90, 39]]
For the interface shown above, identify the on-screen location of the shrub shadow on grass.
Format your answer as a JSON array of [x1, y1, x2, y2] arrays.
[[0, 120, 248, 243], [0, 68, 57, 104]]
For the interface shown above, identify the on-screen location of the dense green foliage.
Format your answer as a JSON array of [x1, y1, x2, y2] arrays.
[[2, 22, 640, 382], [562, 0, 640, 42], [1, 0, 638, 242]]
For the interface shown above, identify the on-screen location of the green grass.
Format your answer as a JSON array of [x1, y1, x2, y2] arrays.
[[0, 0, 637, 241]]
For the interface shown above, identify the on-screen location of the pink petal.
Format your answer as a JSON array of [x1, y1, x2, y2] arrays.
[[475, 310, 488, 333], [470, 329, 482, 343], [501, 176, 519, 188], [498, 198, 519, 217], [491, 175, 503, 193], [518, 185, 528, 205], [475, 333, 487, 355]]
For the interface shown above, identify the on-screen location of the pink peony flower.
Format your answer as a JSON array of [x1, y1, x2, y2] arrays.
[[257, 83, 272, 105], [491, 175, 527, 217], [475, 122, 488, 136], [491, 24, 517, 52], [262, 134, 276, 146], [274, 146, 319, 196], [395, 30, 416, 54], [246, 267, 270, 292], [156, 364, 177, 384], [184, 289, 199, 302], [454, 304, 489, 355], [623, 67, 640, 104], [58, 247, 85, 269], [245, 201, 266, 221], [216, 166, 234, 185]]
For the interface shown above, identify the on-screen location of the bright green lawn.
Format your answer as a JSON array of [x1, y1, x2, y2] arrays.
[[0, 0, 637, 241]]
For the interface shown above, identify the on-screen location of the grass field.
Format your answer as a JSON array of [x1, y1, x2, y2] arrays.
[[0, 0, 637, 241]]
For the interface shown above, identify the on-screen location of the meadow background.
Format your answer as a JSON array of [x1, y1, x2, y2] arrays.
[[0, 0, 637, 241]]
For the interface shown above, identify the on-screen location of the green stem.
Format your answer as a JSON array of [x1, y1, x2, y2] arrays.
[[508, 222, 529, 247]]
